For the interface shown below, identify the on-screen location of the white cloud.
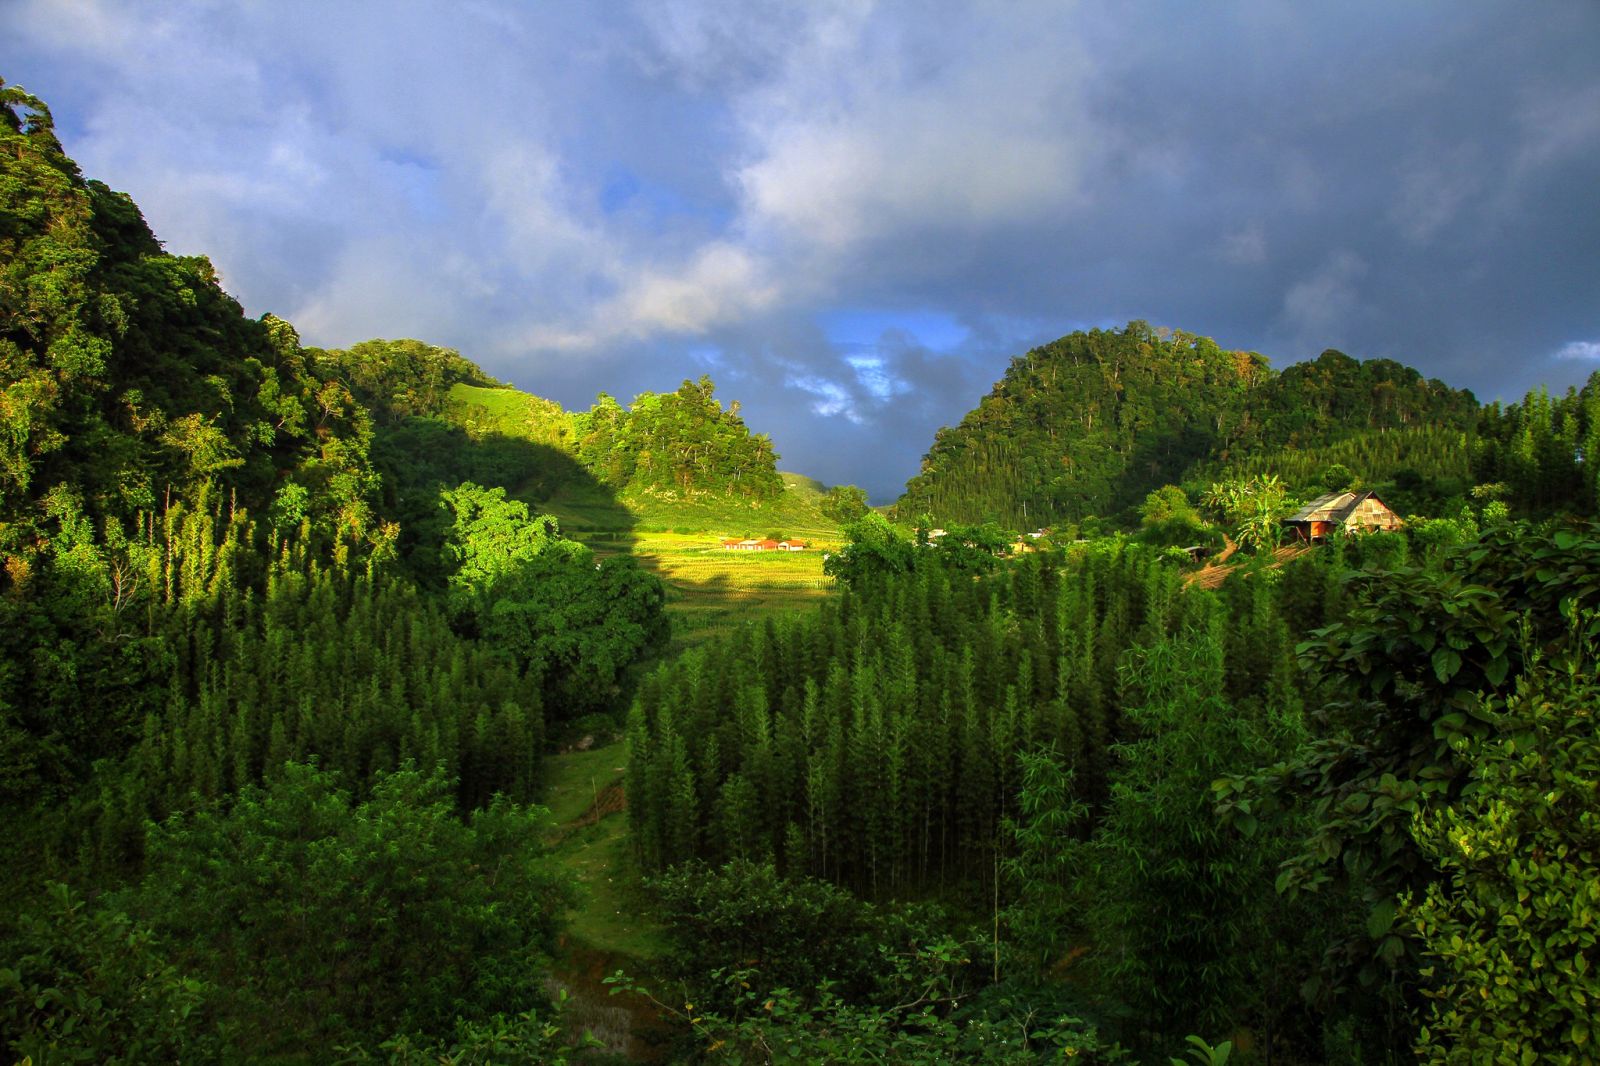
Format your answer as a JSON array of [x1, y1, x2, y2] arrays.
[[1391, 143, 1483, 244], [1553, 339, 1600, 362], [1513, 83, 1600, 179], [12, 0, 1599, 492], [729, 4, 1099, 254]]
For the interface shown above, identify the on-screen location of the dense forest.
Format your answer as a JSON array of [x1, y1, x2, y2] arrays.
[[5, 76, 1600, 1065]]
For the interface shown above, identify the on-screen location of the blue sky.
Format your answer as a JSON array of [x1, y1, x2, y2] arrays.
[[8, 1, 1599, 499]]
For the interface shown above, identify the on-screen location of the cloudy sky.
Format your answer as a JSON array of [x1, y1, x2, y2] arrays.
[[9, 1, 1599, 499]]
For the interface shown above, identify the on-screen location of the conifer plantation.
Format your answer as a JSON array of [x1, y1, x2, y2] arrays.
[[5, 75, 1600, 1066]]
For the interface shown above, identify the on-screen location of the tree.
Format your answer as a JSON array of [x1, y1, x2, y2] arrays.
[[1138, 485, 1216, 550], [1, 883, 214, 1065], [127, 761, 570, 1054], [1001, 747, 1087, 975], [822, 484, 871, 523], [1076, 629, 1306, 1042], [823, 513, 917, 585], [1202, 475, 1288, 552], [439, 481, 586, 616]]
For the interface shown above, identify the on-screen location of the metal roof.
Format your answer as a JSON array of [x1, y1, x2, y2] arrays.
[[1283, 490, 1392, 524]]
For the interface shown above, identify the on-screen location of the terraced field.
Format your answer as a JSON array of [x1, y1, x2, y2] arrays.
[[595, 529, 839, 652]]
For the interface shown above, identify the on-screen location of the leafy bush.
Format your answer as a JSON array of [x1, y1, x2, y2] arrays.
[[609, 947, 1130, 1065], [1, 883, 214, 1065], [1408, 653, 1600, 1062], [125, 761, 570, 1054], [649, 860, 894, 1007]]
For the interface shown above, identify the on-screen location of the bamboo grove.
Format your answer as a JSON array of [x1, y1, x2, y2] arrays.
[[627, 541, 1306, 898], [12, 487, 547, 877]]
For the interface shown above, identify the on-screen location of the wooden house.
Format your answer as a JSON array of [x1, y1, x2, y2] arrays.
[[1282, 491, 1402, 542]]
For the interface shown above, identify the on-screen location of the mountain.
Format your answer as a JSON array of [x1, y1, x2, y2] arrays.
[[894, 321, 1480, 527]]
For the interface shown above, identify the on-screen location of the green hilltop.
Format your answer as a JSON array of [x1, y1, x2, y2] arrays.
[[317, 343, 839, 540], [894, 321, 1486, 528]]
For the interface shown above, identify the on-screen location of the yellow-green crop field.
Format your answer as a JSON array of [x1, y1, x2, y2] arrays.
[[602, 530, 841, 652]]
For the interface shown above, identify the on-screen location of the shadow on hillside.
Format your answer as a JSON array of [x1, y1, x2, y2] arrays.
[[371, 417, 639, 572], [1118, 424, 1220, 512]]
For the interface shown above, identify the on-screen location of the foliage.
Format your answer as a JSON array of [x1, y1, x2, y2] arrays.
[[0, 80, 381, 569], [1076, 628, 1307, 1042], [373, 1006, 580, 1065], [999, 747, 1086, 976], [822, 511, 918, 585], [0, 490, 548, 875], [1189, 425, 1473, 520], [574, 376, 783, 500], [125, 761, 570, 1055], [933, 521, 1017, 573], [1, 882, 214, 1065], [1473, 375, 1600, 517], [315, 337, 501, 423], [1170, 1035, 1233, 1066], [648, 860, 908, 1009], [1408, 650, 1600, 1063], [1202, 474, 1289, 553], [1218, 518, 1600, 1043], [607, 946, 1129, 1065], [439, 481, 588, 617], [1138, 484, 1218, 550], [439, 481, 668, 719], [821, 483, 871, 522], [631, 543, 1291, 899]]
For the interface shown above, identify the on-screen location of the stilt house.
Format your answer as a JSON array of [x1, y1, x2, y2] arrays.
[[1282, 490, 1402, 542]]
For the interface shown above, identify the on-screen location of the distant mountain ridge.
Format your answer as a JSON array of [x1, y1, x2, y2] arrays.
[[893, 321, 1480, 527]]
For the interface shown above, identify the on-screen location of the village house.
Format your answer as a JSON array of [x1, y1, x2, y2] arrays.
[[719, 538, 807, 552], [1281, 490, 1403, 542]]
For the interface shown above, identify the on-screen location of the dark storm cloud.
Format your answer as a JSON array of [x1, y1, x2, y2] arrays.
[[8, 1, 1597, 499]]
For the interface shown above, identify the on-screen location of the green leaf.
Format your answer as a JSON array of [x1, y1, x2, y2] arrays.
[[1367, 899, 1398, 939], [1431, 647, 1462, 684]]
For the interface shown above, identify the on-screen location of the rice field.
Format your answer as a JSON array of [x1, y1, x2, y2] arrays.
[[609, 530, 840, 651], [541, 469, 848, 651]]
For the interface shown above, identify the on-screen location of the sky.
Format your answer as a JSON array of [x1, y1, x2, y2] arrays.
[[7, 1, 1599, 501]]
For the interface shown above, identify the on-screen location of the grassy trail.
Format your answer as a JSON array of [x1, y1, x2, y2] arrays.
[[542, 741, 674, 1059]]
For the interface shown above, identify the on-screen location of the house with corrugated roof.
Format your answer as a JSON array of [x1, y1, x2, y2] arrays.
[[1281, 490, 1402, 542]]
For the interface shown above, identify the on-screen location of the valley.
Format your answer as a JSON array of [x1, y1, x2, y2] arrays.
[[2, 74, 1597, 1065]]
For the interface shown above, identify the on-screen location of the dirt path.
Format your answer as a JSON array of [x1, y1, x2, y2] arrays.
[[1185, 537, 1307, 589]]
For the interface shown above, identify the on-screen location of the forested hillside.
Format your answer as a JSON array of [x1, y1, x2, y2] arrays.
[[895, 322, 1481, 526]]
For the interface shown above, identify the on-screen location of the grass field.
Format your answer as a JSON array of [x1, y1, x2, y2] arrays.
[[540, 741, 679, 1059], [446, 382, 574, 447]]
